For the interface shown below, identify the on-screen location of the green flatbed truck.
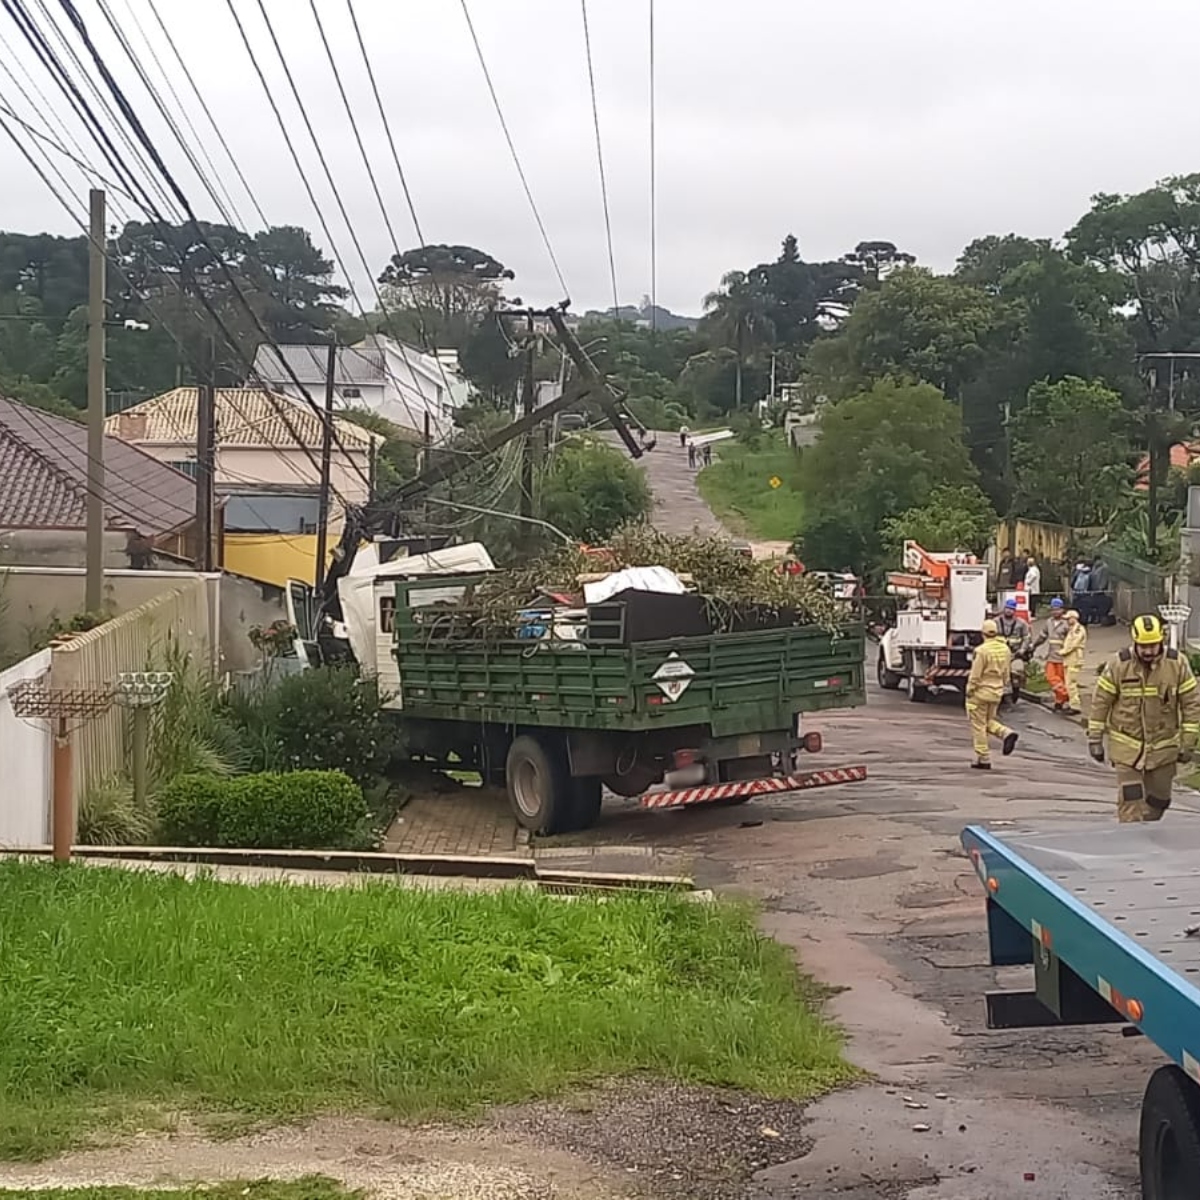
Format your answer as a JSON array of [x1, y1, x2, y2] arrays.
[[383, 574, 868, 835]]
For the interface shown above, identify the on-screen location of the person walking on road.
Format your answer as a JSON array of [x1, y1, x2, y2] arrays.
[[996, 597, 1031, 702], [1087, 614, 1200, 822], [687, 441, 697, 469], [679, 424, 689, 448], [966, 619, 1019, 770], [1024, 554, 1042, 616], [1061, 608, 1088, 715], [1033, 597, 1070, 710], [702, 443, 712, 467]]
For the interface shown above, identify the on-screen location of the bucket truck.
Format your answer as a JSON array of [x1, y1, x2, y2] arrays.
[[876, 541, 989, 702]]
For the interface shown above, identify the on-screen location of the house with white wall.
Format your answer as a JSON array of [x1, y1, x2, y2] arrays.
[[250, 335, 468, 443]]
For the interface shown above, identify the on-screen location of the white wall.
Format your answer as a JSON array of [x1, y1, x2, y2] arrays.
[[0, 649, 52, 846]]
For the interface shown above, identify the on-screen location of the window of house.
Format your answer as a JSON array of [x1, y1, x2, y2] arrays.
[[342, 386, 362, 399], [166, 460, 198, 478]]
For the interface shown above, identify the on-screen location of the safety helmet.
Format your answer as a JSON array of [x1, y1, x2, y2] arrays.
[[1132, 614, 1165, 645], [981, 619, 998, 636], [1050, 597, 1064, 610], [1003, 598, 1018, 611]]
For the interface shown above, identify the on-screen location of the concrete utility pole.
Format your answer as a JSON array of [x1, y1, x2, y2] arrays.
[[194, 381, 215, 572], [85, 188, 106, 613], [314, 340, 337, 590], [520, 312, 536, 521]]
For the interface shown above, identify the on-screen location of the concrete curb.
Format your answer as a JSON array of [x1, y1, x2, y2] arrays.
[[0, 844, 696, 892]]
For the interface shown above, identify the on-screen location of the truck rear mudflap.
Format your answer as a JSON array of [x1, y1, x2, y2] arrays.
[[639, 765, 868, 810]]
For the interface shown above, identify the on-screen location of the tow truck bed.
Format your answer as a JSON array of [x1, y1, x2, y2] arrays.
[[962, 822, 1200, 1195]]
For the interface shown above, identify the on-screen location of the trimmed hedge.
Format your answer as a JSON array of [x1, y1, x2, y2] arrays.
[[158, 770, 374, 850]]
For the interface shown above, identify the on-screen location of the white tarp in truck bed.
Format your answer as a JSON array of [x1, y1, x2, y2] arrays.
[[338, 542, 496, 679]]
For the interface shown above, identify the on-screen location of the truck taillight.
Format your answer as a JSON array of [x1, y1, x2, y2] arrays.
[[646, 694, 664, 706], [671, 748, 699, 768], [802, 732, 822, 753]]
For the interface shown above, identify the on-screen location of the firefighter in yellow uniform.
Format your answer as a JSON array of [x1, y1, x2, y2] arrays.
[[967, 619, 1019, 770], [1087, 614, 1200, 822]]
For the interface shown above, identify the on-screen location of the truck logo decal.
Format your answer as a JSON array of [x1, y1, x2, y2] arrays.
[[653, 653, 695, 702]]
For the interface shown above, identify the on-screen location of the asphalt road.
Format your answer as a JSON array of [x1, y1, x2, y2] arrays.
[[555, 668, 1177, 1198]]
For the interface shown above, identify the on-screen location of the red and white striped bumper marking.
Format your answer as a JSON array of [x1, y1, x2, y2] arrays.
[[639, 765, 868, 810]]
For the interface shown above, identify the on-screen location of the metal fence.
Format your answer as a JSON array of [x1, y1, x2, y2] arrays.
[[48, 581, 210, 805], [1097, 546, 1170, 623]]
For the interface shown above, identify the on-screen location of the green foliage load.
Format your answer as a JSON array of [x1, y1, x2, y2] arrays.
[[222, 666, 404, 788], [466, 522, 845, 634], [158, 770, 372, 850]]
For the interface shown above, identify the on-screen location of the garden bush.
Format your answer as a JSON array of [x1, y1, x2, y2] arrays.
[[223, 667, 405, 787], [158, 770, 374, 850]]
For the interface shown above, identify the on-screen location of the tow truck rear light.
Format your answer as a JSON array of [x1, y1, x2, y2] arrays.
[[671, 748, 699, 768], [646, 694, 664, 706], [802, 732, 822, 753]]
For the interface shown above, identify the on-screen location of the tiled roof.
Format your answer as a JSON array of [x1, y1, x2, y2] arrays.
[[105, 388, 375, 450], [0, 396, 196, 534]]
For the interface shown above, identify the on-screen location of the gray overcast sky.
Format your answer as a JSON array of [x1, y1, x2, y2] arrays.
[[2, 0, 1198, 317]]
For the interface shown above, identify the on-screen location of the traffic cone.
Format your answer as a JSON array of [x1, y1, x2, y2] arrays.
[[1013, 580, 1030, 623]]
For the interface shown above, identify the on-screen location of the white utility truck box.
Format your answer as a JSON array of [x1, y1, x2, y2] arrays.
[[897, 608, 948, 648], [948, 566, 988, 632]]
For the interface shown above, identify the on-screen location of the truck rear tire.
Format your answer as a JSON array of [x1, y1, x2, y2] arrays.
[[877, 652, 902, 690], [1140, 1065, 1200, 1200], [506, 735, 572, 836], [907, 678, 929, 703]]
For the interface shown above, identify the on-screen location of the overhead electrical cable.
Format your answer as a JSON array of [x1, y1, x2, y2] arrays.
[[219, 0, 440, 441], [648, 0, 657, 330], [305, 0, 458, 406], [44, 0, 375, 491], [580, 0, 620, 318], [141, 0, 269, 228], [459, 0, 570, 300]]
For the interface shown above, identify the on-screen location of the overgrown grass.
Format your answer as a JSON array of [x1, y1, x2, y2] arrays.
[[697, 433, 803, 542], [0, 1180, 355, 1200], [0, 863, 849, 1160]]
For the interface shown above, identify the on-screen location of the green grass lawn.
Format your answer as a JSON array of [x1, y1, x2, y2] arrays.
[[696, 433, 803, 542], [0, 862, 849, 1160], [0, 1182, 352, 1200]]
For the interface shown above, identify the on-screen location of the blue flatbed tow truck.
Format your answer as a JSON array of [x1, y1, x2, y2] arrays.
[[962, 822, 1200, 1199]]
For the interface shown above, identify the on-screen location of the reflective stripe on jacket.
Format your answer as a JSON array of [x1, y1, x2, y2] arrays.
[[1061, 623, 1087, 668], [1087, 647, 1200, 770], [966, 636, 1012, 705], [997, 615, 1030, 655]]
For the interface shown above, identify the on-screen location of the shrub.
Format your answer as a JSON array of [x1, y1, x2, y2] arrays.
[[77, 776, 156, 845], [158, 770, 374, 850], [222, 667, 404, 787]]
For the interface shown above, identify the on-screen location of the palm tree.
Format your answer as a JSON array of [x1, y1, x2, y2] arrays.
[[701, 270, 775, 409]]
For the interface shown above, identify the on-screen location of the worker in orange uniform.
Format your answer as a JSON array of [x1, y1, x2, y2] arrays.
[[1061, 608, 1088, 715], [1033, 597, 1070, 710], [1088, 614, 1200, 822], [966, 619, 1020, 770]]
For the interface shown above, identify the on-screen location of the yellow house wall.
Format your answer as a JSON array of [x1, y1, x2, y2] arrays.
[[224, 533, 325, 588]]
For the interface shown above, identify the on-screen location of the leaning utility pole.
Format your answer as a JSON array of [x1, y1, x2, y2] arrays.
[[85, 188, 106, 613], [313, 340, 337, 590]]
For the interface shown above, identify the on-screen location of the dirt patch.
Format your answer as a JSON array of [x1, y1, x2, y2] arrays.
[[497, 1082, 813, 1200], [0, 1115, 625, 1199]]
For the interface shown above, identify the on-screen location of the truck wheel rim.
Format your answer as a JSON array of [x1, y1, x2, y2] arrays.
[[512, 759, 544, 819]]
